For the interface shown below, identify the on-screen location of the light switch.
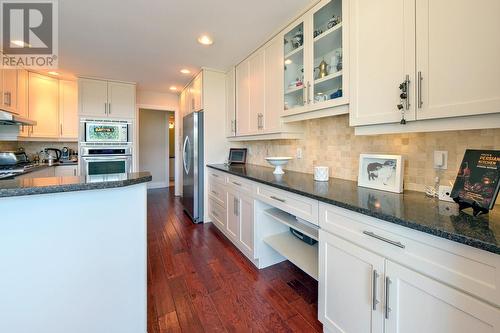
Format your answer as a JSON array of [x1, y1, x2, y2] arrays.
[[296, 148, 303, 159], [434, 151, 448, 169]]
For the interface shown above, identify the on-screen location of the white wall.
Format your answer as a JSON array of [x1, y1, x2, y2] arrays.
[[139, 109, 168, 189], [136, 90, 178, 112]]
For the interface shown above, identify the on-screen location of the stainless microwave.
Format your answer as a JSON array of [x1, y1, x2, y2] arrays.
[[81, 119, 131, 144]]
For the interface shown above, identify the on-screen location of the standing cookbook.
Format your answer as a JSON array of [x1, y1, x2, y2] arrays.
[[451, 150, 500, 214]]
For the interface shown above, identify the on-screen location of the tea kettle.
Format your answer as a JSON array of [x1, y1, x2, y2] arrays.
[[44, 148, 62, 166]]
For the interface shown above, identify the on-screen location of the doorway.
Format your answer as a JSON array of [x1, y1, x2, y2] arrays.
[[138, 109, 175, 189]]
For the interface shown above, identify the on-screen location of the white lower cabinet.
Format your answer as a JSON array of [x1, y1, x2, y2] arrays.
[[319, 230, 384, 333], [385, 260, 500, 333], [208, 171, 255, 261], [54, 165, 78, 177], [319, 203, 500, 333]]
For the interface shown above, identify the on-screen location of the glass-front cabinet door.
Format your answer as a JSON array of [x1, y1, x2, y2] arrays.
[[283, 21, 307, 112], [282, 0, 347, 116], [310, 0, 345, 108]]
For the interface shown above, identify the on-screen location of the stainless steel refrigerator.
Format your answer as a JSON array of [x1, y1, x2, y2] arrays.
[[182, 111, 204, 223]]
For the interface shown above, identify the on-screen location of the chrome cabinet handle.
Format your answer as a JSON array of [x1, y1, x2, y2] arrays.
[[363, 231, 405, 249], [385, 277, 391, 319], [104, 103, 107, 115], [60, 124, 63, 136], [270, 195, 286, 203], [233, 197, 239, 217], [372, 270, 380, 310], [108, 103, 111, 114], [307, 81, 311, 104], [303, 84, 307, 105], [232, 181, 241, 186], [212, 173, 219, 178], [4, 92, 11, 106], [211, 190, 218, 195], [418, 71, 423, 108]]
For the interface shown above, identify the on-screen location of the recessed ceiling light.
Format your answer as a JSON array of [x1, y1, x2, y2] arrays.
[[180, 69, 191, 74], [169, 86, 178, 91], [48, 71, 59, 76], [284, 59, 293, 65], [197, 35, 213, 46]]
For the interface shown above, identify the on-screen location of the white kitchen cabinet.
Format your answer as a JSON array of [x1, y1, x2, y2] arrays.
[[16, 70, 28, 118], [282, 0, 349, 121], [225, 67, 236, 137], [191, 72, 203, 112], [350, 0, 500, 128], [385, 260, 500, 333], [349, 0, 416, 126], [28, 73, 60, 138], [16, 167, 55, 179], [78, 78, 108, 118], [415, 0, 500, 120], [1, 69, 18, 114], [319, 230, 384, 333], [264, 35, 284, 132], [235, 62, 251, 135], [54, 165, 78, 177], [248, 49, 265, 133], [107, 81, 136, 118], [226, 190, 240, 241], [59, 80, 78, 139], [78, 78, 136, 119]]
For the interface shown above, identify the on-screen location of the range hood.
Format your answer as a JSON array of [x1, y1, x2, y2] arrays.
[[0, 110, 36, 126]]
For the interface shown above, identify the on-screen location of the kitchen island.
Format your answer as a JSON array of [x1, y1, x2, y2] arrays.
[[0, 172, 151, 333]]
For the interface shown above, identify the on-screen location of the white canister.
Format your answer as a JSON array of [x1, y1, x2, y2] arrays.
[[314, 166, 329, 182]]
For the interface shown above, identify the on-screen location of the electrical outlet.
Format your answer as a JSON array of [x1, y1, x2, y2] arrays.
[[438, 185, 454, 202], [434, 151, 448, 169], [296, 148, 303, 159]]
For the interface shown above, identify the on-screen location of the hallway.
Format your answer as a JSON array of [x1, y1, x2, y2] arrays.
[[147, 188, 322, 333]]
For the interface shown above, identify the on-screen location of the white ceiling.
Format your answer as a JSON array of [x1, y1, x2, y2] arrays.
[[58, 0, 313, 92]]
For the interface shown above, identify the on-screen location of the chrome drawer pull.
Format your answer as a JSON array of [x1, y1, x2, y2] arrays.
[[363, 231, 405, 249], [211, 190, 218, 195], [232, 181, 242, 186], [212, 174, 219, 178], [385, 277, 392, 319], [372, 270, 379, 310], [270, 195, 286, 203]]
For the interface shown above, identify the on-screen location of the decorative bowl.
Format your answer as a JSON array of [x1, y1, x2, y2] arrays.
[[265, 157, 293, 175]]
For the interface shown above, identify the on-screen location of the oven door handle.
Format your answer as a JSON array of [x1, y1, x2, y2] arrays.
[[82, 156, 131, 161]]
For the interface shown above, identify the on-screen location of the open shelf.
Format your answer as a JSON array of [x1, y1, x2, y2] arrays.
[[263, 208, 319, 240], [263, 232, 319, 280], [314, 24, 342, 60], [313, 23, 342, 43]]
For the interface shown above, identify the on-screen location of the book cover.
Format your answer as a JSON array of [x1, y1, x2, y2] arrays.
[[451, 150, 500, 211]]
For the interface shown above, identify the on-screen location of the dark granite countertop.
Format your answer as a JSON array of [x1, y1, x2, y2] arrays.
[[208, 164, 500, 254], [0, 172, 152, 198]]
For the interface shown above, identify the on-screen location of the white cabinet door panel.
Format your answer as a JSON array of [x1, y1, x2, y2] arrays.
[[248, 50, 265, 133], [226, 191, 240, 241], [385, 260, 500, 333], [239, 195, 254, 257], [29, 73, 59, 138], [264, 36, 283, 132], [78, 78, 108, 117], [235, 62, 251, 135], [107, 82, 135, 119], [415, 0, 500, 120], [319, 230, 384, 333], [59, 80, 78, 139], [349, 0, 416, 126]]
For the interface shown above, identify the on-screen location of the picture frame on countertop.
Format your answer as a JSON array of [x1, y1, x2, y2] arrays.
[[358, 154, 404, 193], [228, 148, 247, 165]]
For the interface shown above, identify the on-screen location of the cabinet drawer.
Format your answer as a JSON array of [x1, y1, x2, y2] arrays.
[[320, 203, 500, 307], [208, 197, 226, 231], [256, 184, 319, 225], [208, 169, 226, 184], [227, 175, 253, 194], [208, 180, 226, 208]]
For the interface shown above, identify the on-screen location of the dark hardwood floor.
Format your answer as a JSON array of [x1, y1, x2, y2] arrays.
[[147, 188, 323, 333]]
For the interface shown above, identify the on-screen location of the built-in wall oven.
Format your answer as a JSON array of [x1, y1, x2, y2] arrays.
[[80, 147, 132, 176], [80, 119, 133, 176]]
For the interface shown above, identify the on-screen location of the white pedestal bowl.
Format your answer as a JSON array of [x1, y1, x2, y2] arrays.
[[265, 157, 293, 175]]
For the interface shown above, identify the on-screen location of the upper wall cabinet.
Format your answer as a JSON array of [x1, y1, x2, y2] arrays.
[[283, 0, 349, 122], [225, 67, 236, 137], [28, 73, 60, 138], [350, 0, 500, 127], [0, 69, 19, 114], [78, 78, 136, 119], [59, 80, 78, 139], [182, 72, 203, 116]]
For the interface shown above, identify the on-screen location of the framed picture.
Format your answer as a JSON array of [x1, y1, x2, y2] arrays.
[[228, 148, 247, 164], [358, 154, 404, 193]]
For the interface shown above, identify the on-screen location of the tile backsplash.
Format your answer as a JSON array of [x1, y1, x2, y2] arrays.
[[244, 115, 500, 192], [0, 141, 78, 159]]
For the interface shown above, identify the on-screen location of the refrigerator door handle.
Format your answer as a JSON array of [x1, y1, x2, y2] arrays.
[[182, 136, 191, 175]]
